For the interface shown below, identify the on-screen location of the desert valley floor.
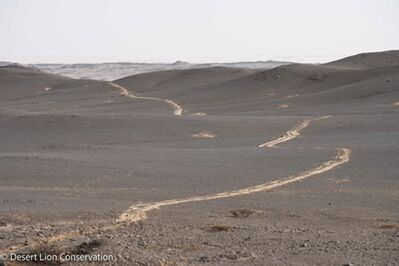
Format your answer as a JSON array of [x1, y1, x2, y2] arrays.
[[0, 51, 399, 265]]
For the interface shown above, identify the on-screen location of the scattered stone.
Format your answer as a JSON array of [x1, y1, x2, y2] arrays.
[[137, 238, 148, 247], [198, 255, 209, 262]]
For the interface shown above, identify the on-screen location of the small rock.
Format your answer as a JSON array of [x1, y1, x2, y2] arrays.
[[343, 263, 353, 266], [300, 243, 307, 247], [198, 255, 208, 262], [137, 238, 147, 247]]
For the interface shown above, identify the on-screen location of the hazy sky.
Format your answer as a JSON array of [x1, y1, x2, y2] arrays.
[[1, 0, 399, 63]]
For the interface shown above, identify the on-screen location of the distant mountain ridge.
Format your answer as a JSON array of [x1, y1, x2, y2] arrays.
[[28, 60, 292, 81]]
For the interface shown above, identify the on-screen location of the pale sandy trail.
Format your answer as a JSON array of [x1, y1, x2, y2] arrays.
[[108, 82, 183, 115], [1, 148, 350, 254], [258, 116, 330, 148], [0, 117, 351, 255], [117, 148, 351, 224]]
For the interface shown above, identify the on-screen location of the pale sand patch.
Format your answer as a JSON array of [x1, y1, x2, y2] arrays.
[[191, 112, 207, 116], [192, 131, 217, 138], [278, 104, 289, 109], [328, 178, 351, 184], [43, 87, 51, 91], [394, 102, 399, 106]]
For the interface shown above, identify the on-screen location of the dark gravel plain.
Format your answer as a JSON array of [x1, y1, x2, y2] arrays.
[[0, 51, 399, 265]]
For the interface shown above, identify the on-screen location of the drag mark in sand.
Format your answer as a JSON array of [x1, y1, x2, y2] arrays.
[[117, 148, 351, 224], [108, 82, 183, 115], [258, 116, 330, 148]]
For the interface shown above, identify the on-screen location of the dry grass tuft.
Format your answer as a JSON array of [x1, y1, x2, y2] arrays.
[[229, 209, 255, 218], [206, 225, 232, 232], [377, 224, 399, 229]]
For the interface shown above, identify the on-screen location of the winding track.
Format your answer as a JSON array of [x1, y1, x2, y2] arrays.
[[116, 114, 349, 224], [117, 147, 351, 224], [0, 148, 351, 255], [108, 82, 183, 116], [259, 116, 330, 148], [0, 84, 352, 256], [108, 86, 341, 224]]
